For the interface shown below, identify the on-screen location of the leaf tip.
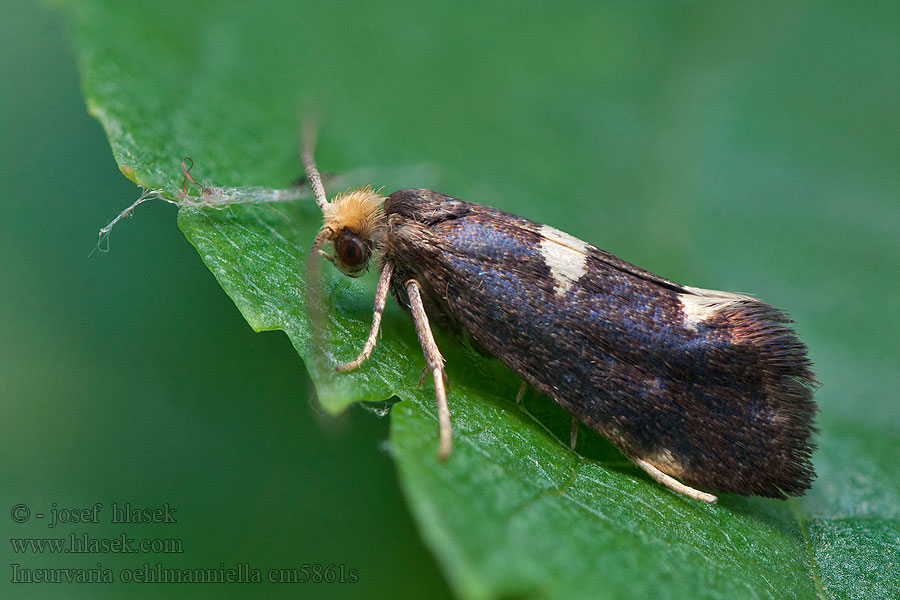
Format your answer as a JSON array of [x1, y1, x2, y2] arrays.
[[119, 164, 137, 184]]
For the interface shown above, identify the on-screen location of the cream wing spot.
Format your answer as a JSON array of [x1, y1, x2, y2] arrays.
[[538, 224, 590, 297], [678, 286, 753, 331]]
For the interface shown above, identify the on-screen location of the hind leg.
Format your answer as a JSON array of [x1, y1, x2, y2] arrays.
[[634, 459, 717, 504]]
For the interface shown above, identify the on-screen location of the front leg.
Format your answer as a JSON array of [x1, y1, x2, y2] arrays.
[[336, 260, 395, 373]]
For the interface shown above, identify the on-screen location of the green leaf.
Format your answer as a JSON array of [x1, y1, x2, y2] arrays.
[[66, 0, 900, 598]]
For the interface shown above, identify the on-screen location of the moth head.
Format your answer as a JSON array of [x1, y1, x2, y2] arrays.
[[320, 186, 386, 277]]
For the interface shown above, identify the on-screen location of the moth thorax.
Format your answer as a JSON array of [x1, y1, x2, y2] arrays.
[[322, 186, 386, 277]]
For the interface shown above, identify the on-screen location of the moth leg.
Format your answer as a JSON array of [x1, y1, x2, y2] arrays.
[[634, 459, 718, 504], [406, 279, 452, 460], [570, 417, 578, 450], [515, 381, 527, 404], [336, 261, 394, 373]]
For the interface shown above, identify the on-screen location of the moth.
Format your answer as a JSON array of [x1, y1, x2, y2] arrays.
[[303, 139, 818, 504]]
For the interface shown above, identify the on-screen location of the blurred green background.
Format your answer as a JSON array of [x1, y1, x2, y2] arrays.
[[2, 0, 899, 598]]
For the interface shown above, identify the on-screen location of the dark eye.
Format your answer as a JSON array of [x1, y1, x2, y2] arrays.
[[336, 232, 367, 267]]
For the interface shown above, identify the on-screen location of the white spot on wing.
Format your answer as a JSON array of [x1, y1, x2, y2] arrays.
[[679, 286, 753, 331], [538, 224, 589, 296]]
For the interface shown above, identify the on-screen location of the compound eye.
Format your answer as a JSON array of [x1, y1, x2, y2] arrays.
[[335, 232, 368, 267]]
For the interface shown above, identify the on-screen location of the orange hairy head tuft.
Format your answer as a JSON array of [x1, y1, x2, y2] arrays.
[[323, 186, 385, 240]]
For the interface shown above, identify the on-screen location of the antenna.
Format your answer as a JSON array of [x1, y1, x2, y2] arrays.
[[301, 120, 329, 213]]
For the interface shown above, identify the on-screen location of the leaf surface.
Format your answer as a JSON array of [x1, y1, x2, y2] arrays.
[[66, 0, 900, 597]]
